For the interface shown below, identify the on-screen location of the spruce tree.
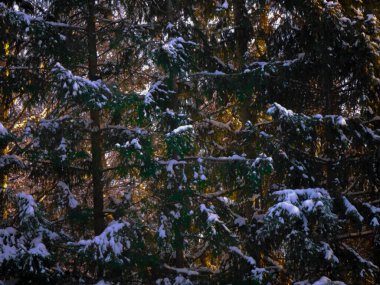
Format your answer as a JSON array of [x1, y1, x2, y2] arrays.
[[0, 1, 379, 284]]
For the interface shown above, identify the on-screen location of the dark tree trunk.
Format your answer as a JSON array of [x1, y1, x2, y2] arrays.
[[0, 98, 9, 221], [233, 0, 252, 124], [87, 0, 105, 236]]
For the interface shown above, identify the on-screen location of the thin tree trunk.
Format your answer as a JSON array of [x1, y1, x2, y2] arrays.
[[175, 228, 185, 268], [87, 0, 105, 236], [165, 0, 186, 267], [322, 71, 336, 191], [0, 98, 9, 220]]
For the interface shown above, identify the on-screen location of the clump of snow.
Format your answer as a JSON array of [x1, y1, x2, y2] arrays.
[[267, 201, 301, 218], [17, 193, 37, 221], [0, 122, 8, 137], [370, 217, 379, 227], [162, 37, 195, 62], [158, 224, 166, 239], [216, 0, 228, 11], [342, 196, 364, 222], [0, 193, 59, 275], [200, 204, 220, 223], [320, 242, 339, 263], [75, 221, 131, 263], [267, 103, 294, 118], [39, 118, 60, 132], [57, 137, 68, 161], [268, 188, 329, 221], [312, 276, 346, 285], [142, 80, 163, 105], [364, 202, 380, 214], [52, 63, 111, 108], [0, 227, 17, 263], [166, 125, 193, 137], [229, 246, 256, 265], [115, 138, 142, 151], [258, 188, 336, 241], [335, 116, 347, 126], [94, 280, 112, 285], [163, 264, 199, 277], [234, 216, 246, 227], [57, 181, 78, 209], [165, 160, 186, 175], [28, 237, 50, 258], [0, 154, 24, 169]]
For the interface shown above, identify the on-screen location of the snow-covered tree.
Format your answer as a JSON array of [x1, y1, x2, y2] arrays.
[[0, 0, 379, 284]]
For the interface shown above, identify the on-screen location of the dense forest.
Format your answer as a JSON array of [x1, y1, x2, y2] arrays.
[[1, 0, 380, 284]]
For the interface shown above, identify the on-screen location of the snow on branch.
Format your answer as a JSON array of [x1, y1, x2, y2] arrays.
[[163, 264, 200, 276], [73, 221, 131, 263], [0, 3, 84, 30], [52, 63, 112, 109], [0, 154, 25, 170], [57, 181, 78, 209], [229, 246, 256, 266], [342, 196, 364, 222], [294, 276, 347, 285], [342, 243, 379, 273], [0, 122, 8, 137]]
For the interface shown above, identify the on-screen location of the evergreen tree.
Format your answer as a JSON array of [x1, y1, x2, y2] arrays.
[[0, 0, 379, 284]]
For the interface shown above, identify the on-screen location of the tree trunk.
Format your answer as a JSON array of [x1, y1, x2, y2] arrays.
[[175, 228, 185, 268], [87, 0, 105, 236], [0, 98, 9, 220], [233, 0, 251, 124]]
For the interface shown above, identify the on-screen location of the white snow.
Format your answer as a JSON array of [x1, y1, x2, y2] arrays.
[[274, 188, 328, 201], [200, 204, 221, 223], [234, 216, 246, 227], [142, 80, 162, 105], [94, 280, 112, 285], [167, 125, 193, 136], [158, 224, 166, 238], [312, 276, 346, 285], [166, 160, 181, 174], [262, 188, 331, 233], [342, 196, 364, 222], [17, 193, 37, 219], [218, 196, 235, 206], [365, 14, 377, 23], [40, 119, 59, 131], [57, 137, 67, 151], [320, 242, 339, 263], [229, 246, 256, 265], [0, 227, 17, 263], [28, 238, 50, 258], [268, 201, 301, 218], [57, 181, 78, 209], [364, 202, 380, 214], [0, 122, 8, 137], [267, 103, 294, 118], [220, 0, 228, 10], [163, 264, 199, 276], [52, 63, 111, 107], [76, 221, 130, 261], [343, 243, 378, 271], [162, 37, 195, 61], [370, 217, 379, 227], [198, 70, 226, 76], [336, 116, 347, 126]]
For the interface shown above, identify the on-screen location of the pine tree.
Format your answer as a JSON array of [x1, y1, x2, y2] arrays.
[[0, 0, 379, 284]]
